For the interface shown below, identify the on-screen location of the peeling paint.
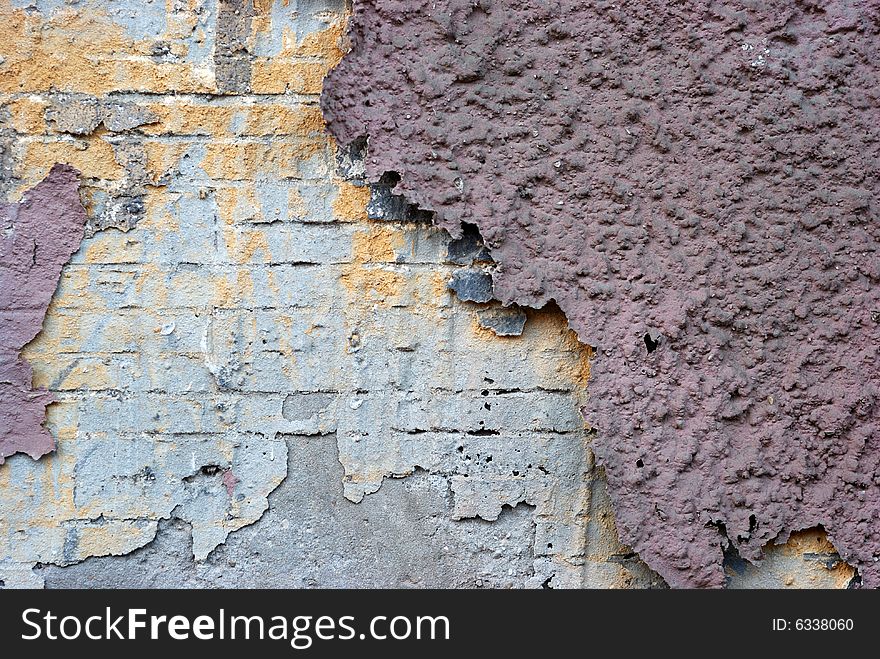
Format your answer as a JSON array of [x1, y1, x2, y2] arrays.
[[0, 0, 864, 590], [448, 268, 494, 304], [0, 164, 87, 463], [322, 0, 880, 587], [477, 305, 527, 337]]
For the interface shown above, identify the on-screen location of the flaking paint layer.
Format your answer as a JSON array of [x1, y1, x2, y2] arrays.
[[322, 0, 880, 587], [0, 164, 87, 463]]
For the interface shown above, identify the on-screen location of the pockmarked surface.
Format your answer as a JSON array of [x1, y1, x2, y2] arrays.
[[322, 0, 880, 587], [1, 165, 87, 463]]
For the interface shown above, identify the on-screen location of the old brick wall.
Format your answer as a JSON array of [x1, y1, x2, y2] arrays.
[[0, 0, 856, 589]]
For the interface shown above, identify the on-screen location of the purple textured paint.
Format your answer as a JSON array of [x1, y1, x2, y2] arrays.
[[1, 164, 88, 464], [322, 1, 880, 586], [222, 468, 240, 497]]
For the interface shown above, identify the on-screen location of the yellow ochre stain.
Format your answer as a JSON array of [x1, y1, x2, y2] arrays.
[[340, 224, 406, 305]]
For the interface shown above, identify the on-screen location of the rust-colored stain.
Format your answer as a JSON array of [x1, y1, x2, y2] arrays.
[[0, 1, 213, 95], [340, 223, 407, 305], [333, 182, 372, 222]]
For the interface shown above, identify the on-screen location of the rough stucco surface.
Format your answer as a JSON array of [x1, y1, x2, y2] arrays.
[[322, 0, 880, 587], [1, 164, 87, 464], [0, 0, 862, 590], [2, 0, 652, 590]]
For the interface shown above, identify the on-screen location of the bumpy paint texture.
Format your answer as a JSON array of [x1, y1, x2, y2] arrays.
[[322, 0, 880, 587], [0, 164, 87, 463]]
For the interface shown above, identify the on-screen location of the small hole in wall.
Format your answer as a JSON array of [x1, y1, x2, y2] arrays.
[[636, 459, 644, 468], [644, 333, 659, 353], [457, 446, 464, 453]]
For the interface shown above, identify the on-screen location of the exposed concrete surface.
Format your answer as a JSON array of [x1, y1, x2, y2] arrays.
[[38, 435, 542, 588], [322, 0, 879, 587], [0, 0, 863, 590], [725, 528, 856, 589], [477, 306, 527, 337]]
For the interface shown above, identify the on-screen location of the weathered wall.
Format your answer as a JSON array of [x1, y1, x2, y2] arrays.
[[322, 0, 878, 588], [0, 0, 860, 589]]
